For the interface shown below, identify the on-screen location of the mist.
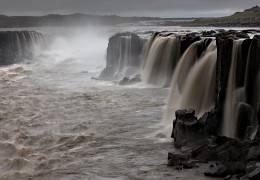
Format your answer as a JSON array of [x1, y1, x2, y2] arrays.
[[27, 26, 111, 92]]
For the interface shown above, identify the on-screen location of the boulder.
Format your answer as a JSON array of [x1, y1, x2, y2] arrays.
[[248, 166, 260, 179], [118, 74, 142, 86], [180, 35, 201, 55], [167, 152, 189, 167], [172, 109, 216, 148], [201, 30, 217, 37], [204, 162, 246, 178], [246, 161, 259, 174], [167, 152, 199, 170], [182, 161, 198, 169], [246, 146, 260, 161], [119, 77, 130, 86], [204, 163, 229, 178]]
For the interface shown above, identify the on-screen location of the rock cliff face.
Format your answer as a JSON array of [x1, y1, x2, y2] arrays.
[[169, 33, 260, 179], [101, 30, 260, 141], [100, 32, 206, 83], [101, 32, 260, 174], [99, 32, 144, 80], [216, 35, 260, 138], [0, 31, 45, 65], [215, 37, 234, 130]]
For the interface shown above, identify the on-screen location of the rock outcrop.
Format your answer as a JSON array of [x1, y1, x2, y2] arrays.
[[99, 32, 144, 80], [169, 110, 260, 178]]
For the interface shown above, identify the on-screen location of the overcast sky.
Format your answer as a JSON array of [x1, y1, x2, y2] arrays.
[[0, 0, 259, 17]]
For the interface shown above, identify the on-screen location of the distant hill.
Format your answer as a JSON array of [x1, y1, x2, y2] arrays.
[[0, 13, 164, 28], [190, 6, 260, 27], [244, 5, 260, 12], [0, 6, 259, 28]]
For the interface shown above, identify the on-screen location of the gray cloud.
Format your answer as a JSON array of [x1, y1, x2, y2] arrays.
[[1, 0, 259, 17]]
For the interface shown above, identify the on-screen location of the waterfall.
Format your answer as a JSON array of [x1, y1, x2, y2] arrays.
[[21, 32, 30, 57], [180, 41, 217, 117], [223, 38, 260, 139], [115, 35, 132, 77], [142, 35, 181, 86], [223, 40, 244, 138], [100, 32, 144, 80], [163, 39, 216, 132], [141, 32, 160, 69], [0, 31, 45, 65], [16, 33, 23, 57]]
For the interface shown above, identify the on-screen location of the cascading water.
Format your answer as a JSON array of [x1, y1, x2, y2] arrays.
[[223, 38, 260, 139], [142, 35, 181, 86], [164, 39, 214, 125], [141, 32, 160, 69], [180, 41, 217, 117], [0, 31, 45, 65], [115, 35, 132, 77], [170, 40, 203, 93], [223, 40, 244, 138], [100, 32, 144, 80], [16, 33, 23, 56]]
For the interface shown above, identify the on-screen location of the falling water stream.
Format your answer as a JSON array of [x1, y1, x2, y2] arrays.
[[142, 35, 181, 86]]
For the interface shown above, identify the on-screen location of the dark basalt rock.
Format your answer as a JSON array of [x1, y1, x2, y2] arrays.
[[182, 161, 198, 169], [119, 77, 130, 86], [164, 30, 260, 179], [171, 109, 217, 148], [169, 107, 260, 178], [118, 74, 141, 86], [216, 30, 249, 39], [246, 161, 259, 174], [167, 152, 189, 166], [99, 32, 144, 80], [168, 152, 198, 170], [180, 35, 201, 55], [244, 35, 260, 127], [191, 136, 252, 162], [242, 29, 260, 34], [215, 34, 260, 139], [246, 146, 260, 161], [204, 162, 246, 178], [215, 36, 234, 130], [204, 163, 229, 178], [247, 166, 260, 179], [201, 30, 217, 37]]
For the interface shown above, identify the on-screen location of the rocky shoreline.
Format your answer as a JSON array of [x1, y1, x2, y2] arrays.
[[169, 109, 260, 179]]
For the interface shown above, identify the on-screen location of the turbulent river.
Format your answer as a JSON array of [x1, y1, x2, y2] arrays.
[[0, 25, 246, 180]]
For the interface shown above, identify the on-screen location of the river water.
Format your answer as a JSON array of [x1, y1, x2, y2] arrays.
[[0, 25, 247, 179]]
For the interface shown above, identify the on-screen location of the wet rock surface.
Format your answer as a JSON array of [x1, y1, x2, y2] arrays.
[[171, 109, 217, 148], [167, 152, 198, 170], [215, 34, 260, 137], [99, 32, 144, 80], [119, 74, 142, 86], [169, 109, 260, 179]]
